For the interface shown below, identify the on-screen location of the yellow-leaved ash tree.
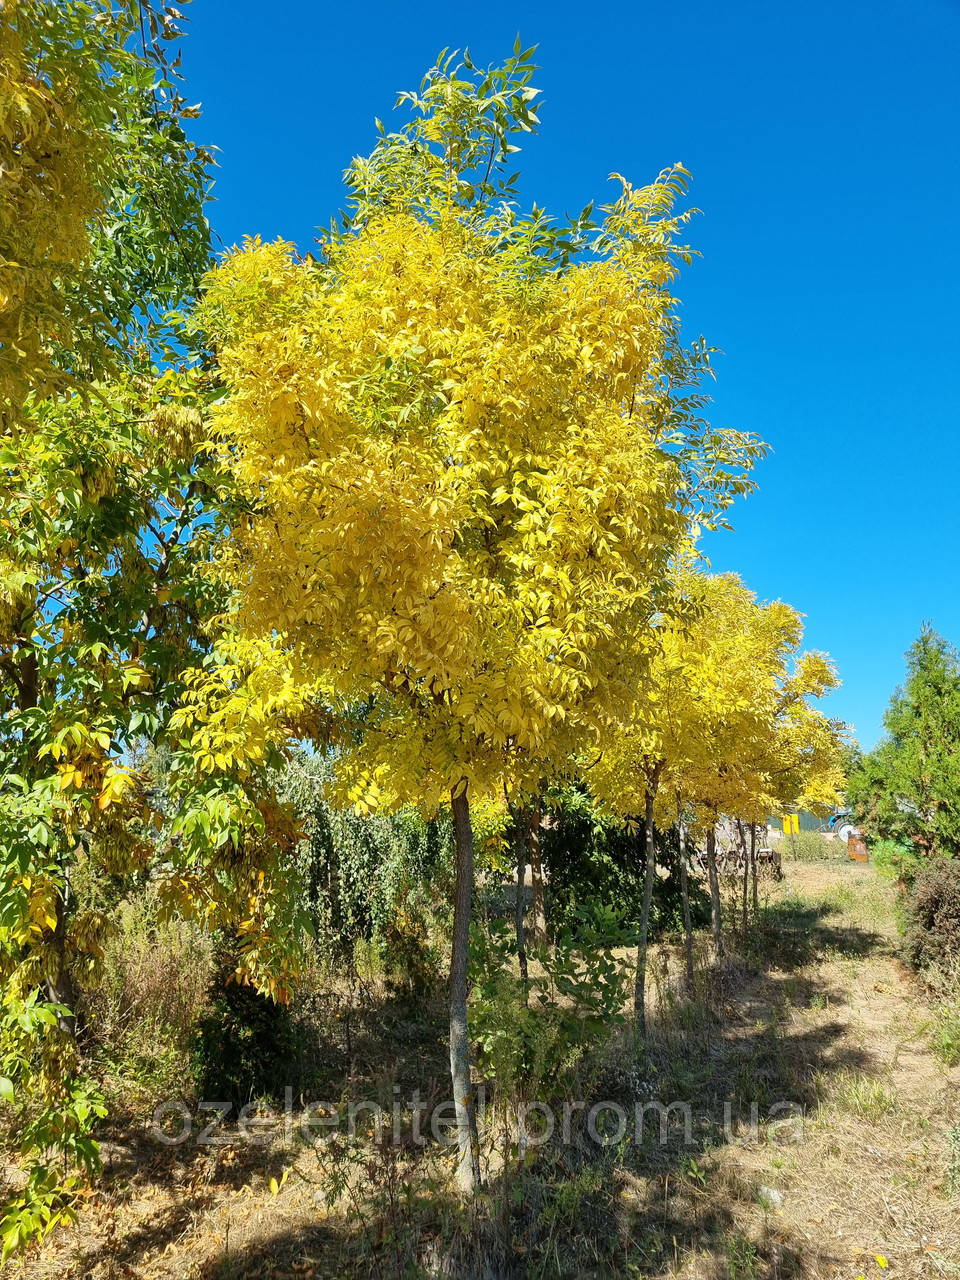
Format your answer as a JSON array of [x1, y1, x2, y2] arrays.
[[592, 567, 846, 1025], [588, 563, 704, 1036], [194, 47, 760, 1192], [661, 573, 845, 960], [734, 645, 847, 924]]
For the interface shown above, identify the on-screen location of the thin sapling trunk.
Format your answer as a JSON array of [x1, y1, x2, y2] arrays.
[[706, 825, 724, 963], [449, 786, 482, 1194], [528, 797, 547, 946], [634, 777, 660, 1043], [514, 812, 529, 994], [739, 818, 749, 938], [677, 801, 695, 996]]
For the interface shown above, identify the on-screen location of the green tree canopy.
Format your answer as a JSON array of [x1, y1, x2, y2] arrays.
[[847, 627, 960, 858], [0, 0, 219, 1259]]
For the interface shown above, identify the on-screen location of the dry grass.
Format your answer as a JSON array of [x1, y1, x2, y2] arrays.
[[83, 898, 215, 1114], [11, 862, 960, 1279], [696, 864, 960, 1280]]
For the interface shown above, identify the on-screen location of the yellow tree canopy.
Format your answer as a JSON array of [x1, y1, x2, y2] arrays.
[[757, 650, 848, 818], [591, 569, 846, 828], [0, 0, 102, 414], [670, 573, 846, 827], [196, 172, 706, 808], [1, 0, 212, 427]]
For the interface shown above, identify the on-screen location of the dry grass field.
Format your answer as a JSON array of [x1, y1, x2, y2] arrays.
[[13, 861, 959, 1280]]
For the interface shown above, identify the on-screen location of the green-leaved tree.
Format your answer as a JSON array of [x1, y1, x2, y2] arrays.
[[847, 627, 960, 859]]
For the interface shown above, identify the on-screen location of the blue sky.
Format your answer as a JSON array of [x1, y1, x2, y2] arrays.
[[184, 0, 960, 749]]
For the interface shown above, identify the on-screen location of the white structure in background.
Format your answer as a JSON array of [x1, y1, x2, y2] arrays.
[[833, 817, 861, 843]]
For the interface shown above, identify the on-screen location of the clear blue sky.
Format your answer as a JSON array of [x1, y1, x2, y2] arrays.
[[184, 0, 960, 750]]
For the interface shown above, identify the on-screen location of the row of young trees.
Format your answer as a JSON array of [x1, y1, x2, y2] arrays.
[[0, 6, 845, 1253], [185, 47, 846, 1190]]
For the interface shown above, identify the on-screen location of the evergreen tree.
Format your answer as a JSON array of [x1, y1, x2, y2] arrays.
[[847, 627, 960, 857]]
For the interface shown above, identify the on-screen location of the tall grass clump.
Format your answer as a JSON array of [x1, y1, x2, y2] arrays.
[[86, 895, 213, 1101]]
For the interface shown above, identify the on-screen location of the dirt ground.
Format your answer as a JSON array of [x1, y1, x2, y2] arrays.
[[12, 861, 960, 1279], [703, 863, 959, 1279]]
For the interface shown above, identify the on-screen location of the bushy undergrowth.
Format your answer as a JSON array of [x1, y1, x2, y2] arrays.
[[779, 830, 845, 862], [85, 896, 212, 1100], [470, 907, 632, 1111], [190, 956, 302, 1110], [903, 856, 960, 972], [541, 784, 712, 936]]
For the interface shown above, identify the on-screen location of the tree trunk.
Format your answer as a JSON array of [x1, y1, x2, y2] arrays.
[[18, 647, 39, 710], [751, 821, 759, 919], [528, 797, 547, 946], [514, 814, 528, 993], [706, 826, 724, 962], [739, 819, 749, 937], [46, 865, 77, 1039], [677, 805, 695, 996], [449, 787, 481, 1194], [634, 782, 660, 1042]]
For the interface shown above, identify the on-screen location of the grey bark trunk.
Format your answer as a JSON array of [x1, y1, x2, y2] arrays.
[[449, 787, 481, 1194], [514, 814, 528, 993], [677, 808, 695, 995], [738, 818, 749, 937], [528, 798, 547, 946], [751, 821, 759, 919], [634, 784, 659, 1043], [706, 827, 724, 963]]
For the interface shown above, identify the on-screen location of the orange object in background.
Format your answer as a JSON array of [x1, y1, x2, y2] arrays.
[[848, 835, 869, 862]]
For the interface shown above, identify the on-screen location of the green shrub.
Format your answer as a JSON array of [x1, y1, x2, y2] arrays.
[[779, 830, 845, 862], [470, 906, 631, 1106], [872, 839, 924, 882], [540, 784, 711, 938], [903, 857, 960, 972], [189, 956, 301, 1110]]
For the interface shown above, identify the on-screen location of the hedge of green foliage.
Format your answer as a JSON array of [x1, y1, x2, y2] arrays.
[[282, 752, 451, 980], [540, 785, 711, 939]]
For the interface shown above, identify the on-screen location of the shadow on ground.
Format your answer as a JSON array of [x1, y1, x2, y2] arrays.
[[68, 887, 893, 1279]]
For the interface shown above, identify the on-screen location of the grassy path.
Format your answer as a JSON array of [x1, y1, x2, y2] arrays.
[[704, 862, 959, 1280]]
